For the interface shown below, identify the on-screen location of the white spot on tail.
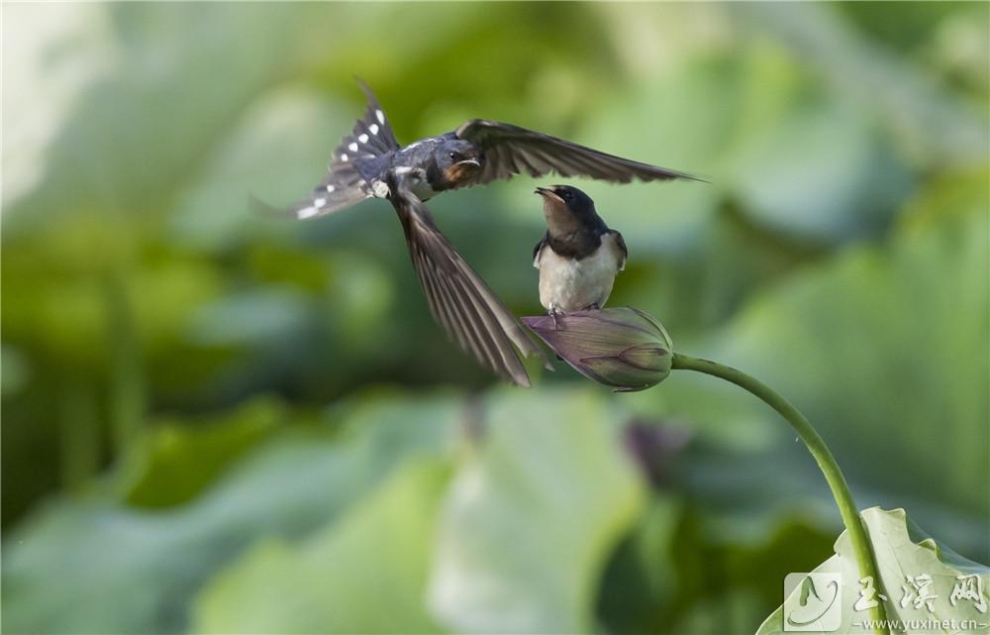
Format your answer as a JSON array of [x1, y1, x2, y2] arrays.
[[313, 197, 326, 207], [297, 206, 320, 219], [375, 109, 385, 125], [340, 153, 348, 162], [348, 142, 359, 152], [369, 123, 379, 135], [358, 134, 369, 144], [326, 185, 335, 193]]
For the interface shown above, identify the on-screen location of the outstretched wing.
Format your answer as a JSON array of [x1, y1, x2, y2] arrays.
[[386, 175, 549, 386], [285, 79, 402, 220], [454, 119, 703, 187]]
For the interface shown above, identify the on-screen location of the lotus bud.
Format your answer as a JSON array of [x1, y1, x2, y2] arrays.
[[522, 307, 673, 392]]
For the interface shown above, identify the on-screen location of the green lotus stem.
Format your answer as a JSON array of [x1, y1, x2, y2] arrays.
[[671, 353, 889, 634], [104, 271, 145, 454], [58, 380, 100, 492]]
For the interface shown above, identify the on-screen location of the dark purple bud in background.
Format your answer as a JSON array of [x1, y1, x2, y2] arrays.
[[522, 307, 673, 392], [623, 419, 693, 488]]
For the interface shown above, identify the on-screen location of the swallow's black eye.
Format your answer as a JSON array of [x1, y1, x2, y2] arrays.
[[449, 151, 461, 161], [562, 191, 573, 200]]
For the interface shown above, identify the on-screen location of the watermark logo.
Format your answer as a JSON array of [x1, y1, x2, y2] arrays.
[[784, 572, 990, 632], [950, 574, 988, 614], [854, 575, 887, 612], [901, 574, 938, 612], [783, 572, 843, 632]]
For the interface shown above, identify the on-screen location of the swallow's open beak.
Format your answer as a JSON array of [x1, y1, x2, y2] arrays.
[[536, 186, 575, 232], [457, 158, 481, 168]]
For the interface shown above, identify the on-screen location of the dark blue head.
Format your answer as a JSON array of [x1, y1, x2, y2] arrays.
[[435, 139, 483, 187], [540, 185, 595, 214], [535, 184, 601, 231]]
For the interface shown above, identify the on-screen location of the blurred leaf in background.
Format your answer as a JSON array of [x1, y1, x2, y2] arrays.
[[2, 2, 987, 634], [2, 392, 458, 634], [428, 389, 645, 634]]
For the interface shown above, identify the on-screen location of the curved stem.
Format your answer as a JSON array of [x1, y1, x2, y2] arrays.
[[671, 353, 888, 633]]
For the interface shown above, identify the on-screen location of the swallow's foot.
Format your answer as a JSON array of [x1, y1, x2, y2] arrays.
[[548, 307, 564, 330], [370, 180, 391, 199], [583, 302, 601, 311]]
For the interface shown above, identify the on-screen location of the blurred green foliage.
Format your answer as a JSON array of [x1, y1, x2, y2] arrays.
[[2, 3, 987, 634]]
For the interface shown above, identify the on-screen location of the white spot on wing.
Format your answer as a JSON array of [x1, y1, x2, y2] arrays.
[[297, 206, 320, 219], [358, 134, 369, 144], [326, 185, 335, 193], [394, 166, 415, 176], [313, 197, 326, 207], [369, 123, 379, 135], [375, 109, 385, 125], [348, 142, 359, 152]]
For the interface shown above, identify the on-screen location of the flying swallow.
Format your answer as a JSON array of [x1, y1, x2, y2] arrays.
[[533, 185, 627, 314], [279, 80, 697, 385], [286, 81, 701, 221]]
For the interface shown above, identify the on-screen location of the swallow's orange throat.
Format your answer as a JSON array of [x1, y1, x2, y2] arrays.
[[444, 161, 482, 186]]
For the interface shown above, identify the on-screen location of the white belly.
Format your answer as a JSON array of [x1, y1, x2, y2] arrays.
[[535, 242, 621, 312]]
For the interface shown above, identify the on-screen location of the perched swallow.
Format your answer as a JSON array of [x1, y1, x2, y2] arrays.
[[533, 185, 627, 314], [279, 80, 696, 385]]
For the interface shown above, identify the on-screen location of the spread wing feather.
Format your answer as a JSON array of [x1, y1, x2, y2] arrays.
[[455, 120, 703, 187], [387, 177, 548, 386]]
